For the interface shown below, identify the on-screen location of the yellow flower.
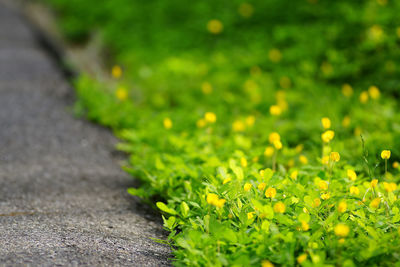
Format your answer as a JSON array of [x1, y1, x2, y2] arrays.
[[223, 177, 232, 184], [301, 221, 309, 231], [241, 157, 248, 167], [232, 120, 246, 132], [321, 130, 335, 143], [245, 115, 255, 126], [370, 197, 381, 209], [383, 182, 397, 193], [347, 169, 357, 181], [273, 140, 283, 150], [334, 224, 350, 237], [370, 179, 378, 188], [318, 180, 328, 190], [377, 0, 387, 5], [115, 87, 128, 101], [247, 211, 255, 220], [238, 2, 254, 18], [338, 238, 346, 244], [273, 202, 285, 213], [368, 86, 380, 99], [342, 84, 353, 97], [338, 201, 347, 213], [204, 112, 217, 123], [206, 193, 219, 205], [163, 118, 173, 129], [321, 192, 331, 200], [196, 118, 206, 128], [354, 127, 362, 136], [207, 19, 223, 34], [359, 91, 369, 103], [299, 155, 308, 165], [381, 150, 391, 159], [330, 152, 340, 162], [350, 186, 360, 195], [322, 155, 330, 165], [258, 182, 267, 191], [215, 198, 226, 208], [297, 254, 307, 264], [295, 144, 304, 153], [393, 161, 399, 168], [342, 116, 351, 128], [111, 65, 122, 78], [268, 48, 282, 63], [264, 146, 275, 157], [269, 105, 282, 116], [269, 132, 281, 144], [290, 170, 298, 180], [261, 260, 274, 267], [265, 187, 277, 198], [321, 117, 331, 129], [201, 82, 213, 94], [244, 183, 252, 192], [312, 198, 321, 208], [367, 25, 384, 42]]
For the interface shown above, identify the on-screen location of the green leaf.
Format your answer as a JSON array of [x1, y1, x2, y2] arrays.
[[156, 202, 177, 215], [180, 201, 190, 217]]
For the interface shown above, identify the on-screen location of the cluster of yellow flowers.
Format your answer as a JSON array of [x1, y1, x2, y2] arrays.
[[232, 116, 256, 132], [206, 193, 226, 208], [197, 112, 217, 128]]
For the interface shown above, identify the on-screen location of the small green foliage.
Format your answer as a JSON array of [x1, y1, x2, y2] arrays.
[[44, 0, 400, 265]]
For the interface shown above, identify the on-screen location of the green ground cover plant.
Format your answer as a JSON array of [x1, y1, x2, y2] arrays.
[[45, 0, 400, 265]]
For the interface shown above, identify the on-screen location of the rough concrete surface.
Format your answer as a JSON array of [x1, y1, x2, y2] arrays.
[[0, 1, 171, 266]]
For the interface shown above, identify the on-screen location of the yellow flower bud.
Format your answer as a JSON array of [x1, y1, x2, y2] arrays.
[[204, 112, 217, 123], [290, 170, 298, 180], [269, 105, 282, 116], [273, 202, 285, 213], [116, 87, 128, 101], [370, 197, 381, 209], [350, 186, 360, 195], [347, 169, 357, 181], [232, 120, 246, 132], [318, 180, 328, 190], [265, 187, 277, 198], [244, 183, 252, 192], [370, 179, 378, 188], [334, 224, 350, 237], [240, 157, 248, 167], [273, 140, 283, 150], [258, 182, 267, 191], [261, 260, 274, 267], [207, 19, 223, 34], [299, 155, 308, 164], [321, 117, 331, 129], [163, 117, 173, 129], [342, 83, 353, 97], [381, 150, 391, 159], [264, 146, 275, 157], [269, 132, 281, 143], [297, 254, 307, 264], [368, 85, 380, 99], [321, 130, 335, 143], [338, 201, 347, 213], [312, 198, 321, 208], [330, 152, 340, 162], [111, 65, 122, 78]]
